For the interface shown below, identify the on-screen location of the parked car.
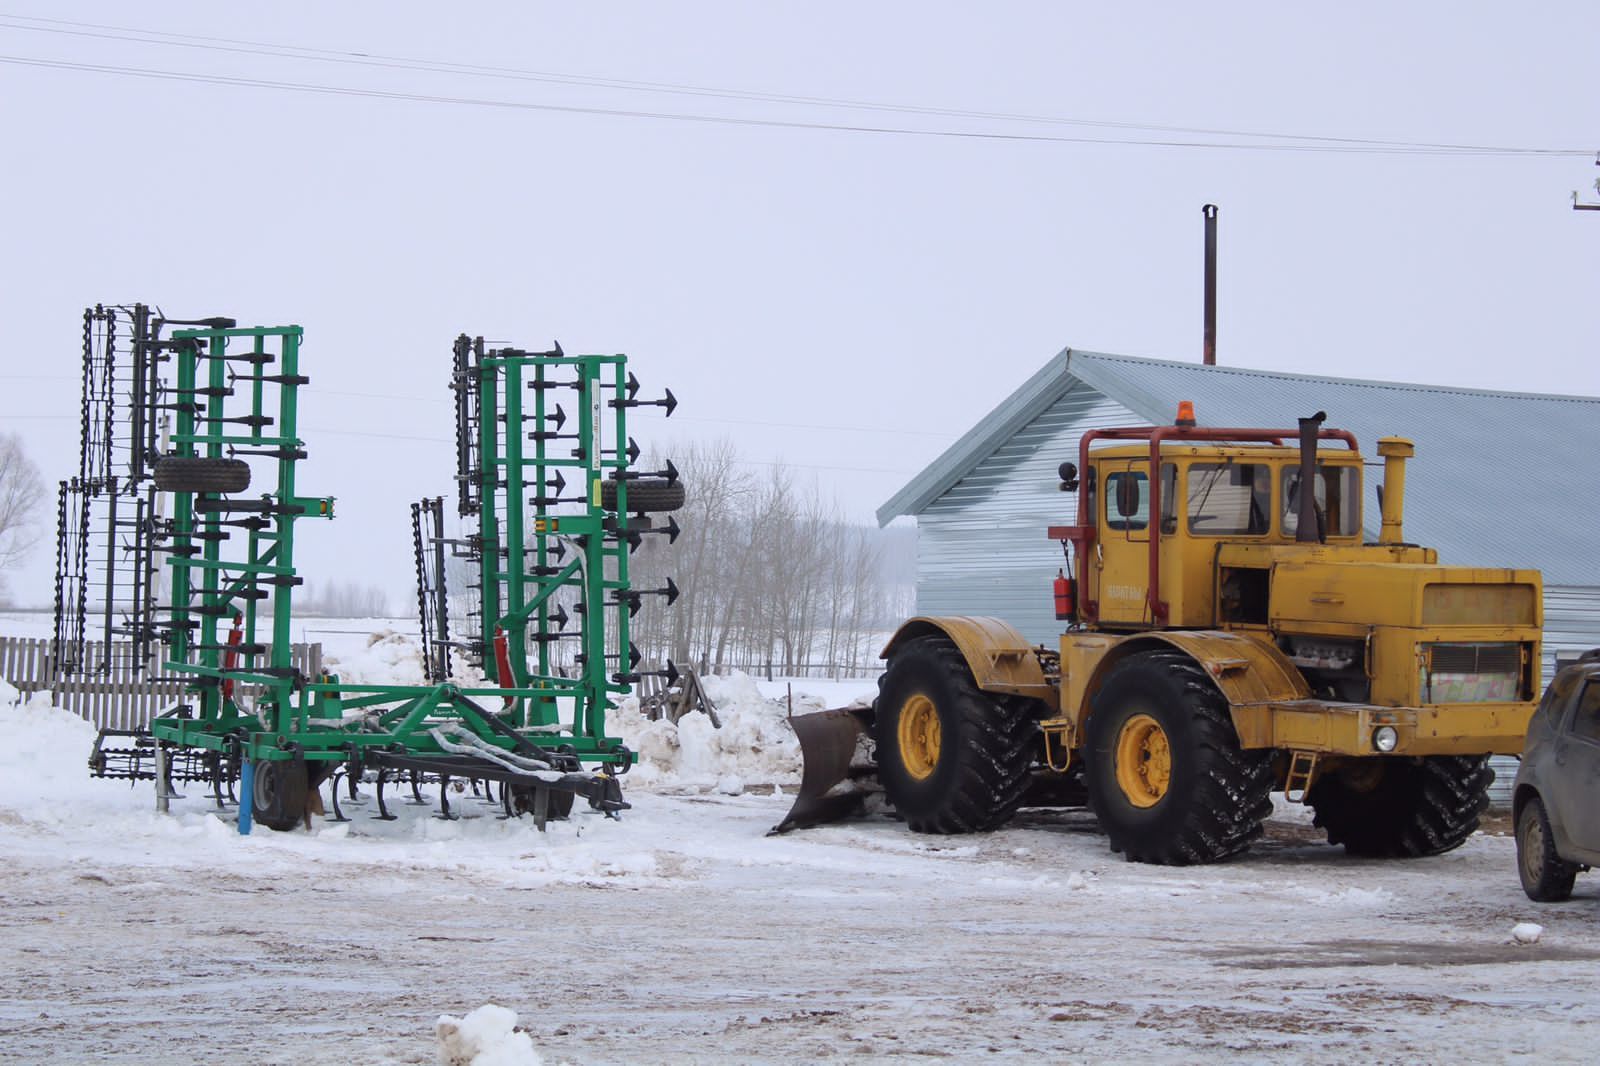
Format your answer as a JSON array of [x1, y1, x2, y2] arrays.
[[1514, 652, 1600, 901]]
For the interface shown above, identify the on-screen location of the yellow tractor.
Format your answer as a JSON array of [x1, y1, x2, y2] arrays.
[[780, 407, 1542, 864]]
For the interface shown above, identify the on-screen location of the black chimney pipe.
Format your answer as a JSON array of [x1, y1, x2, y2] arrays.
[[1296, 411, 1327, 543], [1202, 204, 1218, 366]]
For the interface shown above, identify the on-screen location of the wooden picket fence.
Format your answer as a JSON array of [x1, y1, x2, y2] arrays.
[[0, 636, 322, 733]]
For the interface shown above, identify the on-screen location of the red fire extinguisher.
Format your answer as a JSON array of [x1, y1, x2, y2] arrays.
[[221, 613, 244, 699], [1053, 568, 1076, 621], [493, 625, 516, 709]]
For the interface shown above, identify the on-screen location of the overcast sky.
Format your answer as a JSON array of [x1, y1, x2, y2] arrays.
[[1, 3, 1596, 609]]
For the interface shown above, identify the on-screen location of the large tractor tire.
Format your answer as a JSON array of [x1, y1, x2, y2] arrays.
[[1085, 651, 1273, 865], [873, 635, 1037, 834], [153, 456, 252, 494], [1308, 755, 1492, 858], [601, 477, 685, 513]]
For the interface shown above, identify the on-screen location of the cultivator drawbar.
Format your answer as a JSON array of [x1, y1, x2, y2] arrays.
[[54, 305, 682, 834]]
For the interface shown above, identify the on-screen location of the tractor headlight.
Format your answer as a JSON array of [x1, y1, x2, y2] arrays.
[[1373, 726, 1399, 753]]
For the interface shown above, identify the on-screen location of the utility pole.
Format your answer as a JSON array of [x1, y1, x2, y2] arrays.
[[1575, 153, 1600, 211], [1202, 204, 1218, 365]]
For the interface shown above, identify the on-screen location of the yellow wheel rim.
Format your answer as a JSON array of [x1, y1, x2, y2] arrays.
[[898, 694, 942, 781], [1114, 713, 1171, 808]]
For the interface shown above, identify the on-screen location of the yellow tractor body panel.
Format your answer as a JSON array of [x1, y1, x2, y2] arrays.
[[1227, 700, 1533, 755], [882, 616, 1058, 711], [1058, 629, 1309, 733]]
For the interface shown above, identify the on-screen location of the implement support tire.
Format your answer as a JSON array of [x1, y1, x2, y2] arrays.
[[601, 477, 684, 513], [252, 759, 309, 833], [1308, 755, 1492, 858], [153, 456, 252, 494], [1085, 650, 1273, 865], [873, 635, 1036, 834]]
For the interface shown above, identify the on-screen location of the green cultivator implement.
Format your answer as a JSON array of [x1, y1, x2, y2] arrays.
[[54, 305, 682, 833]]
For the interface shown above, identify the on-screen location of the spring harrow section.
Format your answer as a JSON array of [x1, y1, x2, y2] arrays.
[[52, 305, 171, 674], [414, 334, 687, 745], [412, 496, 452, 681], [52, 303, 679, 834]]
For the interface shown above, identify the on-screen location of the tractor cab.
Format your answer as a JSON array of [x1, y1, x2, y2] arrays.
[[1050, 407, 1368, 630]]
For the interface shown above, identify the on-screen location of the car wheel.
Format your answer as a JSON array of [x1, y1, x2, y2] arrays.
[[1516, 795, 1578, 902]]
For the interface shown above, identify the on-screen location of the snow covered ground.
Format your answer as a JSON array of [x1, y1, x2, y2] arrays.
[[1, 621, 1597, 1064]]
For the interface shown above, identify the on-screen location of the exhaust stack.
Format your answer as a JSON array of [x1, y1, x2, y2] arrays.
[[1296, 412, 1327, 543], [1376, 437, 1415, 544]]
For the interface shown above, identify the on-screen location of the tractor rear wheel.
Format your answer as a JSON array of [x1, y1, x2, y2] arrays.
[[1308, 755, 1492, 857], [1085, 651, 1273, 864], [873, 635, 1037, 834]]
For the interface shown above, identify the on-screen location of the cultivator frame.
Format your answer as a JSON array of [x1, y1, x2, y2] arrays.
[[55, 305, 680, 833]]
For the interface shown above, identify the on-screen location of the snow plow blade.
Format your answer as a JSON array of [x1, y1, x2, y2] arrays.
[[770, 707, 875, 835]]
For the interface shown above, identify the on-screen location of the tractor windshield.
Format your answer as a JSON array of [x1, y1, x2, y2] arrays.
[[1186, 462, 1271, 536], [1282, 464, 1362, 538]]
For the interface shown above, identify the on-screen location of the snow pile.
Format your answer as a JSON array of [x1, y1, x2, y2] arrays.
[[1511, 922, 1544, 944], [436, 1004, 541, 1066], [323, 628, 429, 686], [606, 671, 865, 792], [0, 690, 127, 825]]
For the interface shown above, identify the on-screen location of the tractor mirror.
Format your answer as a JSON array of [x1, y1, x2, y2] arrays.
[[1115, 475, 1142, 518], [1058, 461, 1078, 492]]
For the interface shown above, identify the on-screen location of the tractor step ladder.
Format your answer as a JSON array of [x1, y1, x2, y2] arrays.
[[1285, 749, 1319, 800]]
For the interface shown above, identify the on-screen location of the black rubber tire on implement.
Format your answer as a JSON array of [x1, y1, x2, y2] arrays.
[[505, 784, 576, 821], [1307, 755, 1492, 858], [1085, 651, 1274, 865], [252, 759, 309, 832], [601, 477, 685, 513], [1515, 795, 1578, 901], [872, 635, 1037, 834], [153, 456, 251, 494]]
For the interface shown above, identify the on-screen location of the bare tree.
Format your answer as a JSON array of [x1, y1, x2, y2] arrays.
[[0, 433, 46, 594], [299, 579, 390, 617], [626, 438, 916, 679]]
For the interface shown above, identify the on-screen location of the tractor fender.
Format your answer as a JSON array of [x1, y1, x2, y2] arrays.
[[1072, 630, 1310, 744], [882, 616, 1058, 711]]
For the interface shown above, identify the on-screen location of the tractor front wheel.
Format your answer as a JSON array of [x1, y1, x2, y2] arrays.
[[873, 635, 1036, 834], [1085, 651, 1273, 864]]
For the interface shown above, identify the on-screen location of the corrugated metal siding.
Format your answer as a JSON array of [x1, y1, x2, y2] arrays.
[[1542, 585, 1600, 675], [915, 385, 1144, 645]]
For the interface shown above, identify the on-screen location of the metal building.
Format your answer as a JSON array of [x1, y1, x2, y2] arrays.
[[878, 349, 1600, 800]]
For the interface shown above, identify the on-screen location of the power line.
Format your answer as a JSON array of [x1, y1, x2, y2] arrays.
[[0, 51, 1587, 158], [0, 12, 1580, 156]]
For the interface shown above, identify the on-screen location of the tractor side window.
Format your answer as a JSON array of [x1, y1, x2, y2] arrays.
[[1104, 470, 1149, 532], [1572, 682, 1600, 743], [1283, 465, 1362, 538], [1187, 462, 1270, 536]]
